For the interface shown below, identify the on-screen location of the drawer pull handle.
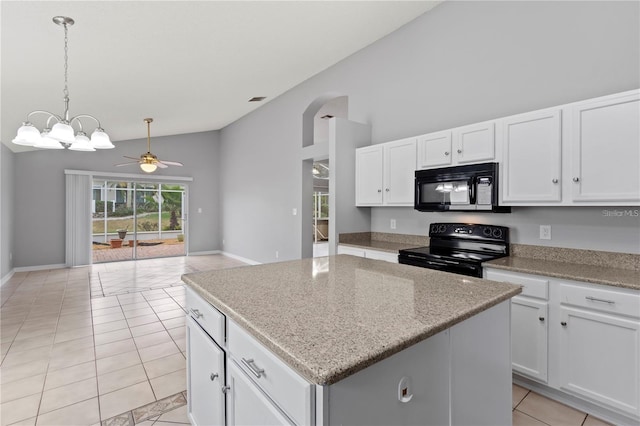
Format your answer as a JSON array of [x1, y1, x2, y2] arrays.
[[210, 373, 218, 381], [241, 358, 265, 378], [189, 308, 203, 319], [561, 321, 567, 327], [539, 317, 545, 322], [222, 385, 230, 394], [585, 296, 615, 305]]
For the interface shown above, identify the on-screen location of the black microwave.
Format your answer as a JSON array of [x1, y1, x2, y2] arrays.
[[414, 162, 510, 213]]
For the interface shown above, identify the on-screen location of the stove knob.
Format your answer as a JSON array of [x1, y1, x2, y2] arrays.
[[430, 225, 438, 234], [492, 228, 503, 239], [483, 227, 492, 237], [439, 225, 447, 233]]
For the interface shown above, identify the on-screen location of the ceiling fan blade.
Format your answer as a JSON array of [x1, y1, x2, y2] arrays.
[[155, 162, 169, 169], [123, 156, 141, 161], [158, 160, 183, 166], [114, 161, 139, 167]]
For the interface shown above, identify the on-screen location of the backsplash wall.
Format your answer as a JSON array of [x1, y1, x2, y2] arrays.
[[371, 206, 640, 254]]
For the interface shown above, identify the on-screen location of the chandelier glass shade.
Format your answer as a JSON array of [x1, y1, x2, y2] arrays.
[[11, 16, 114, 151]]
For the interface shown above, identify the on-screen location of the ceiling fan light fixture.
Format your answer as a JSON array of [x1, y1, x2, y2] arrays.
[[34, 129, 65, 149], [12, 16, 111, 152], [68, 132, 96, 151], [140, 162, 157, 173], [91, 128, 115, 149], [12, 123, 40, 146]]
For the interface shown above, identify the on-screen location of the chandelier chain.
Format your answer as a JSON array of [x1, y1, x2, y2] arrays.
[[63, 22, 69, 98]]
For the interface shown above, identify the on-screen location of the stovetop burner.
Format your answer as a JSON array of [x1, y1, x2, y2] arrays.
[[398, 223, 510, 277]]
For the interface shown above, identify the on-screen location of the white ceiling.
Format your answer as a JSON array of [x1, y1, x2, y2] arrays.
[[1, 1, 440, 152]]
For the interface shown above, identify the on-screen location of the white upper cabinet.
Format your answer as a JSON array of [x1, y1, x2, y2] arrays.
[[417, 122, 496, 170], [453, 121, 496, 164], [355, 144, 384, 205], [356, 138, 416, 206], [384, 138, 417, 205], [500, 108, 563, 204], [569, 90, 640, 203], [417, 130, 452, 168]]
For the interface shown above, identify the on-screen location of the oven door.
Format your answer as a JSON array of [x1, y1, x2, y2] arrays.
[[398, 254, 483, 277], [415, 174, 476, 211]]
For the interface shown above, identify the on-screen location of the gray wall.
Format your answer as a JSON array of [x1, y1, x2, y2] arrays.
[[12, 130, 220, 268], [1, 144, 15, 277], [219, 1, 640, 261]]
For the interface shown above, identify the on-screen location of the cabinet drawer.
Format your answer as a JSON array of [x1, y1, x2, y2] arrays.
[[560, 283, 640, 319], [484, 269, 549, 300], [185, 287, 225, 345], [228, 320, 313, 426]]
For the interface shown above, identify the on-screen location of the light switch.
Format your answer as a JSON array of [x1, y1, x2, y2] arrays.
[[292, 208, 297, 216], [197, 207, 202, 213]]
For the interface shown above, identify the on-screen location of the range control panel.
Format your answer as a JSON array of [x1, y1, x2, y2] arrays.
[[428, 223, 509, 242]]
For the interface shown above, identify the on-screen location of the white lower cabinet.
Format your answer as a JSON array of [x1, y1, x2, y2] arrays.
[[558, 306, 639, 416], [186, 316, 226, 426], [227, 361, 294, 426], [337, 245, 398, 263], [511, 297, 548, 382], [484, 267, 640, 423], [484, 269, 549, 383], [187, 287, 512, 426]]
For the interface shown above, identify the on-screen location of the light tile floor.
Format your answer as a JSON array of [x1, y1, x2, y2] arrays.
[[1, 254, 613, 426], [1, 254, 245, 426]]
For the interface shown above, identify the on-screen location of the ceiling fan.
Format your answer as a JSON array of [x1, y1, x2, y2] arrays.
[[115, 118, 183, 173]]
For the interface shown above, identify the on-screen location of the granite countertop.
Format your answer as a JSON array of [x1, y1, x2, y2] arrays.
[[339, 240, 420, 253], [339, 232, 429, 253], [484, 257, 640, 291], [182, 255, 521, 385]]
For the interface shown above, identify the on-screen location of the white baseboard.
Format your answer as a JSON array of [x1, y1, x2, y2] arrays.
[[221, 251, 261, 265], [13, 264, 67, 273], [1, 269, 16, 287], [188, 250, 222, 256]]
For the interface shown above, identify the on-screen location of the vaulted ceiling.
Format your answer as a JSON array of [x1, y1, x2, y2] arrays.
[[1, 1, 440, 152]]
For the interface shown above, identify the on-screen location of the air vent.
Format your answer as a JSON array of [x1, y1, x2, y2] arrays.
[[248, 96, 266, 102]]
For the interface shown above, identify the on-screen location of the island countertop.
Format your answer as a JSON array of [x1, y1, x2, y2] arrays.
[[182, 254, 521, 385]]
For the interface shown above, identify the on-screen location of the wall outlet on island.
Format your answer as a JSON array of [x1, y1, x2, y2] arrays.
[[275, 250, 279, 259], [390, 219, 397, 230], [539, 225, 552, 240]]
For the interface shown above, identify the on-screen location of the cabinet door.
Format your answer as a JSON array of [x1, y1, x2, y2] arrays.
[[501, 109, 562, 203], [355, 145, 383, 205], [558, 307, 640, 417], [511, 296, 548, 382], [570, 91, 640, 203], [227, 361, 294, 426], [417, 131, 452, 169], [187, 317, 225, 426], [383, 138, 416, 205], [454, 122, 495, 164]]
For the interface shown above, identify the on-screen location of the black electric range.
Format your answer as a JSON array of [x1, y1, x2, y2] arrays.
[[398, 223, 509, 277]]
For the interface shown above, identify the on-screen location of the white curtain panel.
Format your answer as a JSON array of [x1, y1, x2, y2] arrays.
[[65, 172, 92, 267]]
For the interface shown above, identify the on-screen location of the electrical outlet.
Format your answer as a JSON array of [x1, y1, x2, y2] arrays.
[[539, 225, 552, 240], [275, 251, 279, 259], [9, 253, 12, 261], [390, 219, 397, 230], [292, 208, 297, 216]]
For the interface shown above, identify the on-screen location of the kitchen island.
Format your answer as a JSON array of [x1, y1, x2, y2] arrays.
[[182, 255, 521, 425]]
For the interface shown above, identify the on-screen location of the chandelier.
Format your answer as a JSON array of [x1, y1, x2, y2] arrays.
[[12, 16, 114, 151]]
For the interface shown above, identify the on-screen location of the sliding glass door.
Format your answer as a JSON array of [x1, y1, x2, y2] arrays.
[[92, 179, 186, 263]]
